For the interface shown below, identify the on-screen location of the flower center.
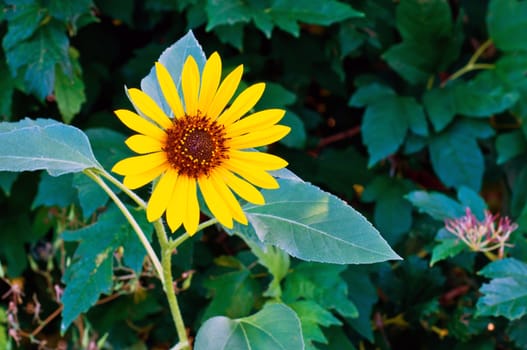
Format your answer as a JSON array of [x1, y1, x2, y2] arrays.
[[164, 115, 228, 178]]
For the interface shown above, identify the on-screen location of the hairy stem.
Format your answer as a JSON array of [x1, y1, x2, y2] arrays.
[[84, 169, 163, 281], [154, 220, 190, 350]]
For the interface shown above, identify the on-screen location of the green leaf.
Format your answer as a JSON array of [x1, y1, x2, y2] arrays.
[[396, 0, 453, 43], [268, 0, 363, 37], [202, 268, 260, 321], [194, 303, 304, 350], [1, 1, 46, 51], [423, 86, 456, 132], [428, 124, 484, 190], [213, 23, 245, 50], [0, 307, 7, 349], [361, 95, 426, 166], [0, 172, 18, 196], [289, 300, 341, 347], [382, 41, 434, 84], [85, 128, 128, 170], [487, 0, 527, 51], [72, 173, 108, 218], [283, 262, 358, 319], [0, 58, 15, 118], [55, 49, 86, 123], [508, 318, 527, 350], [280, 111, 306, 149], [362, 176, 414, 245], [46, 0, 93, 22], [430, 237, 466, 266], [32, 173, 77, 209], [5, 23, 69, 100], [453, 72, 519, 118], [256, 82, 297, 109], [0, 118, 101, 176], [406, 190, 465, 221], [496, 130, 526, 164], [205, 0, 252, 30], [61, 204, 152, 331], [141, 30, 206, 117], [457, 186, 487, 219], [476, 258, 527, 320], [241, 178, 400, 264], [343, 266, 377, 341], [349, 82, 395, 107], [244, 240, 290, 298]]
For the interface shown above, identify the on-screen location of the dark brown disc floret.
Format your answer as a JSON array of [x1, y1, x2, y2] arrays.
[[163, 114, 229, 178]]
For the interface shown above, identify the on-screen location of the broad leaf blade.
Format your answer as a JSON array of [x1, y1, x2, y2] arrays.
[[61, 204, 152, 331], [243, 179, 400, 264], [140, 30, 206, 117], [194, 303, 304, 350], [0, 118, 101, 176]]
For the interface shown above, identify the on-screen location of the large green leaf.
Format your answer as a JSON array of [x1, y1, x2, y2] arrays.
[[140, 30, 206, 117], [476, 258, 527, 320], [194, 303, 304, 350], [61, 204, 152, 331], [487, 0, 527, 51], [31, 173, 77, 209], [240, 179, 400, 264], [0, 118, 101, 176]]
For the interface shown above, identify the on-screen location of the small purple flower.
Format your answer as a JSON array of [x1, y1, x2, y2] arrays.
[[444, 208, 518, 259]]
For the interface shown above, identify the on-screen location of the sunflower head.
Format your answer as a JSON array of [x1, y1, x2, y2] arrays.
[[112, 52, 290, 235]]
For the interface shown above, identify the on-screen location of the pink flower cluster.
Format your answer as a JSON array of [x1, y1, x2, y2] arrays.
[[444, 208, 518, 258]]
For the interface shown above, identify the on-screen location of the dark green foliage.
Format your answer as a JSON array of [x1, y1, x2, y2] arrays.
[[2, 0, 527, 349]]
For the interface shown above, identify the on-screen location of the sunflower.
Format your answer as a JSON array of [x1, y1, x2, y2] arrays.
[[112, 52, 290, 235]]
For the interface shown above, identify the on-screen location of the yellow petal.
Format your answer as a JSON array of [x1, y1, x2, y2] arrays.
[[198, 52, 221, 115], [155, 62, 186, 119], [217, 83, 265, 126], [226, 109, 286, 138], [112, 152, 168, 175], [125, 135, 163, 154], [231, 150, 288, 170], [183, 178, 200, 235], [182, 56, 200, 116], [228, 125, 291, 149], [210, 172, 247, 225], [121, 164, 167, 189], [166, 175, 188, 232], [114, 109, 166, 141], [147, 169, 178, 221], [198, 176, 233, 228], [224, 157, 279, 189], [127, 88, 173, 129], [217, 168, 265, 205], [207, 65, 243, 120]]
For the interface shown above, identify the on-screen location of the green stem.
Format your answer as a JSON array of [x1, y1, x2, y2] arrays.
[[83, 169, 164, 281], [168, 218, 218, 251], [97, 168, 147, 209], [153, 220, 190, 350], [444, 39, 494, 85]]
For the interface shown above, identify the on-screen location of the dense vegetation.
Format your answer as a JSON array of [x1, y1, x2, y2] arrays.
[[2, 0, 527, 349]]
